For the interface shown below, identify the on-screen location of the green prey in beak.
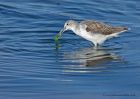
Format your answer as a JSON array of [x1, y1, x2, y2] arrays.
[[54, 28, 65, 42], [54, 20, 78, 42]]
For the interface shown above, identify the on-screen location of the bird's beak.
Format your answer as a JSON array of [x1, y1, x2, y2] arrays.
[[58, 28, 65, 37]]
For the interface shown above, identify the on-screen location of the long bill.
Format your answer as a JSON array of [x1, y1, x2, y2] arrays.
[[58, 28, 65, 37]]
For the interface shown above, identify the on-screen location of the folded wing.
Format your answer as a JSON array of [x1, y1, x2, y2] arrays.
[[80, 20, 128, 35]]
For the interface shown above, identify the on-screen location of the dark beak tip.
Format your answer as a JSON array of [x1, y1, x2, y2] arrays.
[[58, 28, 65, 37]]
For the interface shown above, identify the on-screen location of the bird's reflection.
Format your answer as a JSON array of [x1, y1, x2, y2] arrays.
[[64, 47, 121, 67]]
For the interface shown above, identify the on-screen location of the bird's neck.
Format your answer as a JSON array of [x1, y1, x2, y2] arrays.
[[71, 23, 79, 33]]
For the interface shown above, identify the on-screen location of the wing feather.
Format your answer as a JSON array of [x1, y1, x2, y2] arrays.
[[80, 20, 127, 35]]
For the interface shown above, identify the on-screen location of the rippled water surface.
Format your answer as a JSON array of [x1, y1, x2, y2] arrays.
[[0, 0, 140, 99]]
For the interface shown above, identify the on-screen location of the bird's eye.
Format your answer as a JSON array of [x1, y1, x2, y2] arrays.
[[67, 23, 68, 25]]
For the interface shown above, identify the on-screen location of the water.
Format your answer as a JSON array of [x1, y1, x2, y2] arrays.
[[0, 0, 140, 99]]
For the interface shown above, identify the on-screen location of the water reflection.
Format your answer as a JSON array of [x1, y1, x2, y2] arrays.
[[62, 47, 121, 73]]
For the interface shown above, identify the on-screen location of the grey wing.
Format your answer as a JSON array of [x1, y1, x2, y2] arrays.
[[80, 20, 127, 35]]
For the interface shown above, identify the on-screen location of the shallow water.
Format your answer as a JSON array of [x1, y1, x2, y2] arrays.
[[0, 0, 140, 99]]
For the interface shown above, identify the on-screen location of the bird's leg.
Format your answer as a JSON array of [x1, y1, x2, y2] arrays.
[[94, 43, 100, 49], [89, 42, 94, 47]]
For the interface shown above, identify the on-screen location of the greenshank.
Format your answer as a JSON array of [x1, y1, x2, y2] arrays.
[[58, 20, 128, 47]]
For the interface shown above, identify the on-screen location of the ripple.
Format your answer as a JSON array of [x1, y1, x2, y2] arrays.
[[0, 0, 140, 98]]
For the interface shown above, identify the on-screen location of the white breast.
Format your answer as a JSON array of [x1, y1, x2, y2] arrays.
[[74, 24, 93, 41], [72, 24, 109, 46]]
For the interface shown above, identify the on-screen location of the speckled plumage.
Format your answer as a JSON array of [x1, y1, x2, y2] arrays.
[[58, 20, 128, 47], [80, 20, 128, 35]]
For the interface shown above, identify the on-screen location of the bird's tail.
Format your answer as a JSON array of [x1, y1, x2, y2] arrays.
[[107, 26, 129, 39], [112, 26, 128, 33]]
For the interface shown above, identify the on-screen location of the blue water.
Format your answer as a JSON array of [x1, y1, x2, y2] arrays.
[[0, 0, 140, 99]]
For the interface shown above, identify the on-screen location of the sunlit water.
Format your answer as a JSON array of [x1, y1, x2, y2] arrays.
[[0, 0, 140, 99]]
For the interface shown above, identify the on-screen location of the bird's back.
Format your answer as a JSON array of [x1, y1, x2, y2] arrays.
[[80, 20, 128, 35]]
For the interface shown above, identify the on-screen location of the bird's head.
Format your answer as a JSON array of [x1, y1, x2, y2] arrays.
[[64, 20, 77, 31], [58, 20, 78, 36]]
